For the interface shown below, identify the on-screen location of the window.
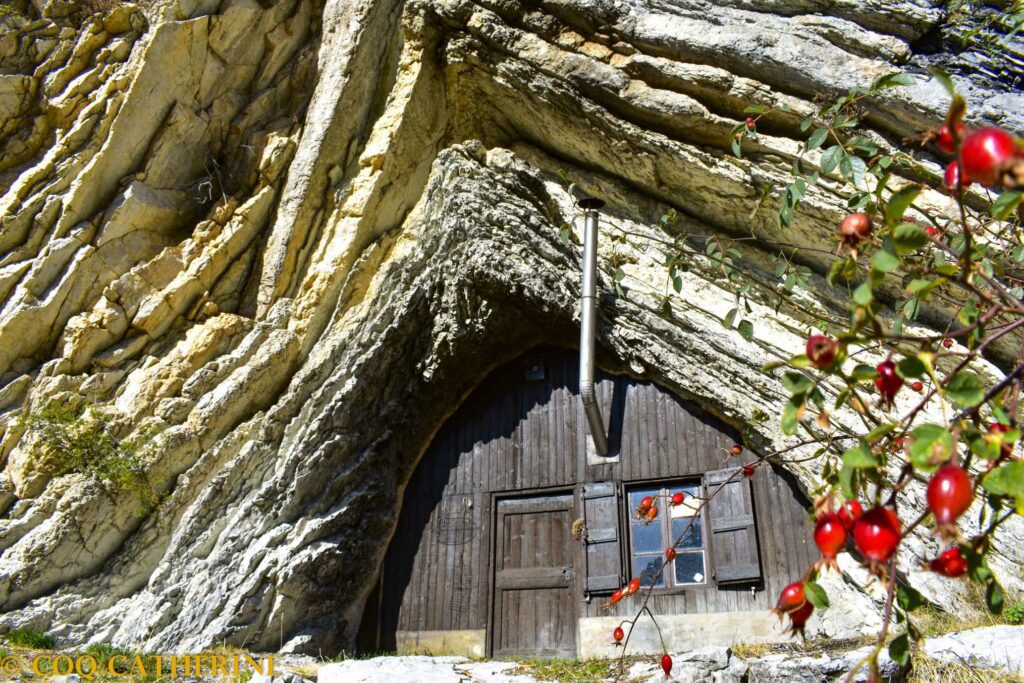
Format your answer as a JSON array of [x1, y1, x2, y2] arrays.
[[627, 483, 706, 589]]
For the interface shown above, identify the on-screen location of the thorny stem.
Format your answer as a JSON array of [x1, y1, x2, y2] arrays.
[[844, 554, 898, 683], [613, 463, 757, 679]]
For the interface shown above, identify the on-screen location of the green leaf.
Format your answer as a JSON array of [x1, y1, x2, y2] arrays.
[[865, 422, 897, 442], [987, 579, 1005, 615], [804, 581, 830, 609], [853, 281, 873, 306], [930, 69, 955, 96], [871, 248, 900, 273], [982, 462, 1024, 512], [945, 371, 984, 407], [840, 155, 862, 185], [731, 136, 742, 158], [738, 320, 754, 342], [908, 424, 952, 473], [907, 278, 944, 299], [783, 372, 813, 395], [838, 463, 857, 499], [885, 186, 921, 226], [896, 356, 926, 379], [806, 127, 829, 152], [744, 104, 767, 114], [820, 146, 843, 175], [872, 71, 916, 91], [781, 396, 803, 435], [850, 364, 877, 382], [788, 354, 812, 368], [827, 257, 857, 285], [842, 444, 878, 469], [897, 585, 927, 612], [969, 432, 1001, 461], [992, 191, 1023, 221], [888, 634, 910, 666], [723, 307, 738, 328]]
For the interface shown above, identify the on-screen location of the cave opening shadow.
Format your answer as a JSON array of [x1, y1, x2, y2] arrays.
[[355, 346, 624, 654]]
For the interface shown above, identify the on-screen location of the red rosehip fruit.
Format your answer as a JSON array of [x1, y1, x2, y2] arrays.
[[786, 599, 814, 637], [925, 225, 939, 237], [814, 513, 847, 560], [838, 212, 872, 246], [943, 161, 963, 193], [609, 588, 623, 605], [935, 122, 967, 155], [639, 495, 654, 511], [773, 581, 807, 615], [627, 578, 641, 595], [647, 505, 659, 522], [837, 499, 863, 530], [911, 381, 924, 392], [613, 626, 624, 642], [729, 443, 743, 456], [853, 506, 901, 563], [661, 654, 673, 676], [874, 359, 903, 406], [671, 492, 684, 506], [989, 421, 1010, 434], [665, 547, 677, 561], [942, 338, 954, 349], [806, 334, 838, 369], [959, 127, 1019, 187], [929, 547, 968, 578], [746, 116, 755, 130], [742, 463, 756, 478], [927, 464, 973, 526]]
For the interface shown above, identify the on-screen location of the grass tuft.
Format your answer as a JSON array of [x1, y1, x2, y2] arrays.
[[909, 651, 1024, 683], [4, 628, 55, 649], [513, 656, 648, 683]]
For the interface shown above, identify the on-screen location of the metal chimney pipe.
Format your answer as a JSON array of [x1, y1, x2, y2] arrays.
[[578, 197, 609, 456]]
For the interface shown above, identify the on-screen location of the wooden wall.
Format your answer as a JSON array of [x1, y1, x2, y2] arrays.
[[360, 347, 817, 652]]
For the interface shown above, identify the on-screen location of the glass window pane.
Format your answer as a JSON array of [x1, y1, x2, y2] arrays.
[[674, 551, 706, 585], [630, 521, 663, 553], [670, 486, 702, 518], [632, 555, 665, 588], [672, 517, 703, 549]]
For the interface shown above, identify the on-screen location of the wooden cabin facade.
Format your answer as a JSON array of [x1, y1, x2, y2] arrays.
[[357, 348, 816, 658]]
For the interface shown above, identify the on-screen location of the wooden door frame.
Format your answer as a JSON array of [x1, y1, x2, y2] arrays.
[[486, 485, 580, 659]]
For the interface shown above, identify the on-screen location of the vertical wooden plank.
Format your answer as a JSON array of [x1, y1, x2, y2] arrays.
[[655, 390, 670, 479], [549, 359, 561, 487], [637, 385, 651, 481]]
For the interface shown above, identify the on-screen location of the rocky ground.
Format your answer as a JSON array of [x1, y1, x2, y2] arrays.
[[0, 625, 1018, 681], [301, 625, 1024, 682]]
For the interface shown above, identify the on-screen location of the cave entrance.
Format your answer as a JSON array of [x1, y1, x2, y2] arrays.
[[357, 347, 816, 658]]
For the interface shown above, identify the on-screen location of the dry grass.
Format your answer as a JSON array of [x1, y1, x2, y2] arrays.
[[512, 656, 650, 683], [909, 652, 1023, 683], [732, 635, 876, 660], [913, 583, 1007, 637]]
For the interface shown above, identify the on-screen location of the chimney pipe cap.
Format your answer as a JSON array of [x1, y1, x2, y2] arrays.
[[578, 197, 605, 211]]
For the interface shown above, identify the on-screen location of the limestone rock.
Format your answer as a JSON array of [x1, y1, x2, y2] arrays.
[[0, 0, 1021, 659], [320, 657, 538, 683], [922, 625, 1024, 674]]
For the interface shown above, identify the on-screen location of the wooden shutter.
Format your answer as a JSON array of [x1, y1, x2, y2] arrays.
[[705, 468, 762, 584], [581, 482, 622, 594]]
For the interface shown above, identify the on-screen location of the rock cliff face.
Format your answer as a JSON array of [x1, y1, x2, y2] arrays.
[[0, 0, 1022, 655]]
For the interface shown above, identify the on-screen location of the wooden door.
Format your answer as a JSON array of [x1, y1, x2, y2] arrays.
[[491, 492, 577, 658]]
